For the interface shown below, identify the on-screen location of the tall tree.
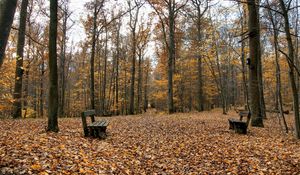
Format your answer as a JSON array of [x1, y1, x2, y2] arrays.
[[136, 21, 150, 113], [115, 17, 121, 115], [90, 0, 99, 111], [239, 3, 250, 110], [265, 0, 288, 133], [0, 0, 18, 67], [12, 0, 29, 119], [58, 0, 72, 117], [148, 0, 188, 114], [128, 0, 142, 115], [279, 0, 300, 138], [47, 0, 59, 132], [190, 0, 209, 112], [247, 0, 264, 127]]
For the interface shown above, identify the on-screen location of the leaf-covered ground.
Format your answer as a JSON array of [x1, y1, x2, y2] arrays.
[[1, 109, 300, 174]]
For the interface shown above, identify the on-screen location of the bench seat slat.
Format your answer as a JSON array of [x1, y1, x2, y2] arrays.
[[88, 120, 108, 127]]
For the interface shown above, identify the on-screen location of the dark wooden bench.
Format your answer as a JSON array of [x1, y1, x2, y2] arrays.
[[81, 110, 109, 139], [229, 111, 251, 134], [228, 119, 247, 134]]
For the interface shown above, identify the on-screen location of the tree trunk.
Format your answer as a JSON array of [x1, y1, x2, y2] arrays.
[[265, 1, 288, 133], [279, 0, 300, 138], [0, 0, 18, 67], [40, 55, 45, 117], [90, 1, 97, 110], [168, 2, 175, 114], [257, 42, 266, 119], [115, 20, 121, 115], [240, 3, 250, 110], [59, 4, 68, 117], [12, 0, 29, 119], [137, 51, 143, 114], [47, 0, 59, 132], [196, 6, 204, 112], [143, 59, 149, 112], [247, 0, 264, 127], [101, 28, 108, 115], [129, 8, 138, 115]]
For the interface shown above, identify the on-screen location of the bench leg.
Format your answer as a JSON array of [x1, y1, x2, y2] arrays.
[[98, 131, 107, 139], [228, 120, 234, 130], [88, 127, 96, 137]]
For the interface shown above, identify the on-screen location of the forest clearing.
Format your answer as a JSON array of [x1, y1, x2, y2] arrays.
[[1, 109, 300, 174], [1, 0, 300, 174]]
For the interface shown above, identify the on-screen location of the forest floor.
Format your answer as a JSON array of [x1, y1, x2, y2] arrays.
[[0, 109, 300, 174]]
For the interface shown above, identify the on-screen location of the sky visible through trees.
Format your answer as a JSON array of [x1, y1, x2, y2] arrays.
[[1, 0, 300, 173]]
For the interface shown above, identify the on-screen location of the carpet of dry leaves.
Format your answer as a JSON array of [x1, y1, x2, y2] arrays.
[[1, 109, 300, 174]]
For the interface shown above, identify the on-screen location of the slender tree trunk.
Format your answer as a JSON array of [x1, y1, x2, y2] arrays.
[[213, 34, 227, 114], [240, 4, 250, 110], [101, 28, 108, 115], [107, 58, 115, 113], [279, 0, 300, 138], [143, 60, 149, 112], [40, 55, 45, 117], [124, 61, 128, 115], [129, 26, 137, 115], [90, 1, 97, 110], [275, 35, 288, 133], [137, 52, 143, 114], [12, 0, 29, 119], [47, 0, 59, 132], [247, 0, 264, 127], [168, 2, 175, 114], [196, 7, 204, 112], [265, 1, 288, 133], [59, 5, 68, 117], [0, 0, 18, 67], [23, 66, 29, 112], [115, 21, 121, 115]]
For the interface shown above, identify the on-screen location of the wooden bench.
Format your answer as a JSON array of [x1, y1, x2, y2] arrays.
[[229, 111, 251, 134], [81, 110, 109, 139], [228, 119, 247, 134]]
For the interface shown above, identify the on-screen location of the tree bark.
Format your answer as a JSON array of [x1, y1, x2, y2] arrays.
[[58, 3, 69, 117], [279, 0, 300, 138], [239, 3, 250, 111], [143, 59, 149, 112], [12, 0, 29, 119], [168, 2, 175, 114], [115, 20, 121, 115], [40, 54, 45, 117], [191, 0, 207, 112], [101, 27, 108, 115], [128, 0, 140, 115], [47, 0, 59, 132], [0, 0, 18, 67], [247, 0, 264, 127], [265, 0, 288, 133], [137, 52, 143, 114], [90, 1, 98, 110]]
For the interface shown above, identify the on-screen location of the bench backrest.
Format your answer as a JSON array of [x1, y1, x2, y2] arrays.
[[81, 109, 96, 136], [83, 110, 96, 117]]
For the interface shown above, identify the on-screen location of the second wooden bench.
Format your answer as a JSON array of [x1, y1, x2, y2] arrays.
[[81, 110, 109, 139]]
